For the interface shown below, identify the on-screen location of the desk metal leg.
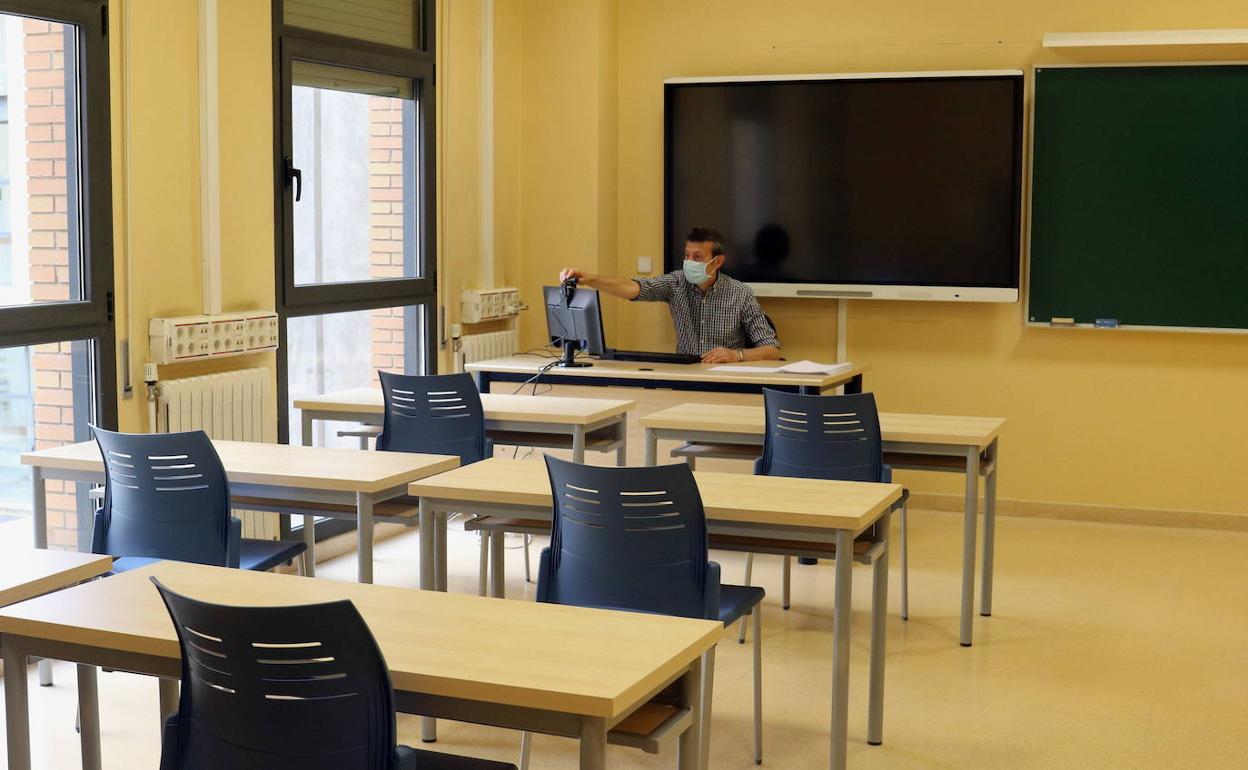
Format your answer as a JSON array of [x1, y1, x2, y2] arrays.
[[981, 439, 998, 617], [31, 469, 54, 687], [434, 513, 448, 592], [490, 531, 505, 598], [676, 656, 704, 770], [960, 450, 980, 647], [644, 427, 657, 466], [301, 515, 317, 577], [578, 716, 607, 770], [844, 374, 864, 395], [572, 426, 586, 463], [77, 665, 102, 770], [357, 494, 374, 584], [300, 409, 314, 447], [868, 512, 890, 746], [615, 421, 628, 467], [5, 639, 31, 770], [698, 647, 716, 770], [158, 677, 179, 726], [830, 529, 853, 770], [417, 498, 438, 743]]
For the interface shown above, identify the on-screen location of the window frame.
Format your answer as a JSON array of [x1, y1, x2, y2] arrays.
[[271, 1, 436, 541], [0, 0, 117, 430]]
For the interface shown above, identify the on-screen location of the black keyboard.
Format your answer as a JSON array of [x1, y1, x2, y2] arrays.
[[599, 349, 702, 365]]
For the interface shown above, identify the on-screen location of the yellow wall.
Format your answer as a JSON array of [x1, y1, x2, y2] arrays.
[[500, 0, 1248, 515]]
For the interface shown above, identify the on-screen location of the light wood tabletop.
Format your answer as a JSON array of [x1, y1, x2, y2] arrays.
[[410, 457, 900, 534], [641, 403, 1005, 449], [294, 388, 636, 426], [0, 549, 112, 608], [0, 560, 721, 720], [21, 440, 459, 495], [467, 355, 870, 390]]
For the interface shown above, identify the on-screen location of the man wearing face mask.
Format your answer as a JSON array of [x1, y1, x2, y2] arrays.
[[558, 227, 781, 364]]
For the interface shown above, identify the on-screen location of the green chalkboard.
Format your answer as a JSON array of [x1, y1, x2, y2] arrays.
[[1028, 65, 1248, 330]]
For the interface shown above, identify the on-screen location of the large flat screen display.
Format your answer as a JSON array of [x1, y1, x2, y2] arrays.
[[664, 71, 1024, 301]]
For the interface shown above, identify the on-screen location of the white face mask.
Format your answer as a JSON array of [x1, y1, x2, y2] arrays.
[[683, 259, 712, 285]]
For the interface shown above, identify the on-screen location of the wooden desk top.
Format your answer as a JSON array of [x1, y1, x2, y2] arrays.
[[0, 548, 112, 607], [294, 389, 636, 426], [0, 561, 721, 720], [641, 403, 1005, 449], [410, 458, 900, 534], [21, 441, 459, 495], [466, 355, 869, 389]]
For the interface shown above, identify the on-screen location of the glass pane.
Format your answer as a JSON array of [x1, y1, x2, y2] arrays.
[[292, 62, 420, 286], [286, 304, 427, 448], [285, 0, 417, 50], [0, 339, 95, 548], [0, 15, 84, 307]]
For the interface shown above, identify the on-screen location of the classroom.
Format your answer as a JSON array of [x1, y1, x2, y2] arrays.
[[0, 0, 1246, 768]]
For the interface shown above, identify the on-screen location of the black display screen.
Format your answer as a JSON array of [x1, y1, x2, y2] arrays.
[[664, 75, 1024, 289]]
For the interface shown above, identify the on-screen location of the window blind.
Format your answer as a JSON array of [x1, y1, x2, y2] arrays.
[[285, 0, 417, 49]]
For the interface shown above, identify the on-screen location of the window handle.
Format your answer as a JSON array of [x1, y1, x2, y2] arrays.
[[284, 156, 303, 202]]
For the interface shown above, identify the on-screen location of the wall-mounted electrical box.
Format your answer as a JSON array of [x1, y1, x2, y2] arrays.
[[461, 288, 523, 323], [149, 311, 279, 364]]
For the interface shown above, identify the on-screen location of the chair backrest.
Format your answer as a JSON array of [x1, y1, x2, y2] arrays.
[[758, 389, 885, 483], [537, 455, 718, 620], [151, 577, 399, 770], [92, 427, 234, 566], [376, 371, 488, 464]]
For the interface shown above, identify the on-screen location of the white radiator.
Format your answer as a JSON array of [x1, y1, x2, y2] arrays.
[[158, 368, 279, 541], [457, 330, 518, 370]]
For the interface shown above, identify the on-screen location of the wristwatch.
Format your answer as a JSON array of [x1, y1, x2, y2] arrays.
[[737, 349, 745, 361]]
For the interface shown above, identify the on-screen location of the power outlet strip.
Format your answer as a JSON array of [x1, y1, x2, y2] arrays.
[[461, 287, 523, 323], [149, 311, 279, 365]]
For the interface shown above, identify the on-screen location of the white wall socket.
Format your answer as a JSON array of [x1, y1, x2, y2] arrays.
[[637, 255, 653, 274]]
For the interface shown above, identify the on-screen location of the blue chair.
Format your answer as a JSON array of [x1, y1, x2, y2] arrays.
[[91, 427, 307, 575], [521, 455, 765, 767], [728, 389, 909, 633], [150, 577, 516, 770]]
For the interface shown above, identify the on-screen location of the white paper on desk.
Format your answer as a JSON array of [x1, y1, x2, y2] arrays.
[[776, 360, 855, 375], [708, 364, 785, 373]]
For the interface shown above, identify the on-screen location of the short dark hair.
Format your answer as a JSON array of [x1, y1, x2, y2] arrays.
[[685, 227, 726, 257]]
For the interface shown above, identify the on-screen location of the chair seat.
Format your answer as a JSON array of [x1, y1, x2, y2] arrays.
[[718, 583, 765, 627], [400, 745, 517, 769], [239, 538, 307, 572], [462, 515, 549, 536]]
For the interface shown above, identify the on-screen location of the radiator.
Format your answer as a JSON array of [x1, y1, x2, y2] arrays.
[[158, 368, 279, 541], [457, 330, 518, 370]]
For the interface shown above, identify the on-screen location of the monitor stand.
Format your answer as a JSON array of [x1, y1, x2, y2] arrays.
[[556, 339, 592, 368]]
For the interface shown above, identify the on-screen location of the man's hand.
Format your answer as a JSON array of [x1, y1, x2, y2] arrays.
[[559, 268, 589, 285], [701, 347, 742, 364]]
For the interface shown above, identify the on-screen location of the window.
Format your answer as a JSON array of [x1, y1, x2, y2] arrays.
[[0, 2, 115, 550], [274, 1, 434, 540]]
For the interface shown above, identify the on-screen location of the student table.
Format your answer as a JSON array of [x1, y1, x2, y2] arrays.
[[0, 561, 721, 770], [0, 549, 112, 609], [641, 404, 1005, 647], [467, 355, 869, 396], [295, 390, 635, 464], [409, 457, 902, 770], [20, 441, 458, 585]]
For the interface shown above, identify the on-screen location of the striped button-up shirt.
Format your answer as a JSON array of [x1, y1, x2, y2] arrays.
[[632, 271, 780, 355]]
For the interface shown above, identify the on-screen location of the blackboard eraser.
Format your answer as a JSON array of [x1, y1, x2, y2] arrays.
[[1094, 318, 1120, 328], [1049, 317, 1076, 326]]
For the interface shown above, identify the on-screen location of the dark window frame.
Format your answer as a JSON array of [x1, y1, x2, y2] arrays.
[[272, 1, 436, 541], [0, 0, 117, 427]]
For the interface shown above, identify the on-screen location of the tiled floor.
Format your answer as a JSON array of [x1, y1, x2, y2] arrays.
[[4, 510, 1248, 768]]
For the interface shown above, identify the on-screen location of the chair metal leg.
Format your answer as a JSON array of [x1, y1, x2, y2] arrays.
[[752, 607, 763, 765], [519, 731, 532, 770], [523, 534, 532, 583], [900, 502, 909, 621], [477, 531, 489, 597], [738, 553, 754, 643], [782, 555, 792, 610]]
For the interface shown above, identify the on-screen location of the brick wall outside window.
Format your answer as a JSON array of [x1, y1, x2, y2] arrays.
[[369, 96, 409, 373]]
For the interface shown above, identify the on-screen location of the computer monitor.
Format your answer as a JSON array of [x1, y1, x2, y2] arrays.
[[544, 285, 605, 368]]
